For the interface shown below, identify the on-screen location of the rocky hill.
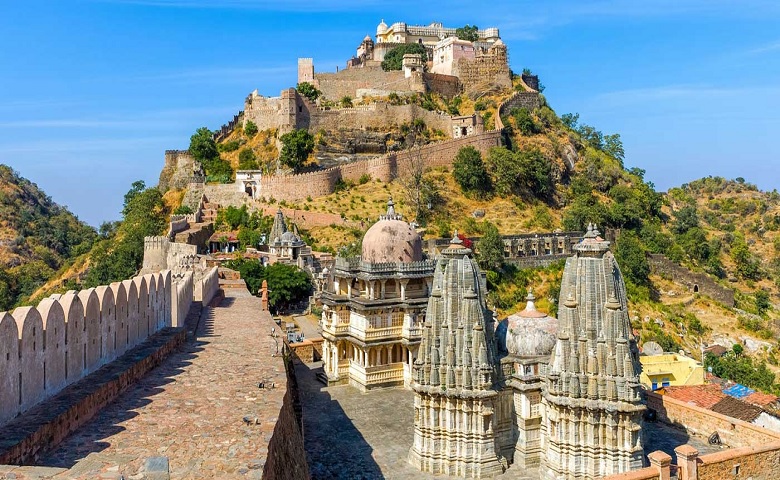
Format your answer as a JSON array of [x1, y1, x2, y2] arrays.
[[0, 165, 97, 310]]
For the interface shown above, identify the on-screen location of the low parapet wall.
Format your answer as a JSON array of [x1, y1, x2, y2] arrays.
[[195, 266, 220, 305], [647, 391, 780, 447], [0, 271, 175, 429], [259, 131, 501, 203], [647, 254, 735, 306]]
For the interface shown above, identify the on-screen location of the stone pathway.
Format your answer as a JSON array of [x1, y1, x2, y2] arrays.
[[296, 361, 723, 480], [36, 290, 287, 479]]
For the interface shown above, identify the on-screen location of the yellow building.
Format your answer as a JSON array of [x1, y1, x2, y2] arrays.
[[375, 20, 500, 47], [640, 353, 705, 390]]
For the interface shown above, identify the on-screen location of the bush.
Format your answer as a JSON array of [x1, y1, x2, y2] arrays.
[[244, 121, 258, 137], [218, 140, 241, 152], [296, 82, 321, 102], [340, 96, 353, 108], [279, 129, 315, 173], [453, 146, 491, 196], [173, 205, 193, 215], [238, 148, 259, 170], [512, 107, 539, 135], [358, 174, 371, 185], [381, 43, 428, 71]]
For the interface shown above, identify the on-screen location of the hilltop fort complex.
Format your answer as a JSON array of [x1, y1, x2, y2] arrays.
[[1, 18, 779, 480]]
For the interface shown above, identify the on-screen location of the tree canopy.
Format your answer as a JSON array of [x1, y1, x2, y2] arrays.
[[296, 82, 321, 102], [279, 129, 315, 173], [189, 127, 233, 182], [455, 25, 479, 42], [381, 43, 428, 71], [223, 259, 312, 311], [476, 222, 505, 272], [453, 146, 491, 196]]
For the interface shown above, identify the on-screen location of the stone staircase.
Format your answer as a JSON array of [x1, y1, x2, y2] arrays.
[[201, 202, 219, 223]]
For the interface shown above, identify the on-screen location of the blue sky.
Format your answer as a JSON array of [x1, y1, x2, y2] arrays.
[[1, 0, 779, 226]]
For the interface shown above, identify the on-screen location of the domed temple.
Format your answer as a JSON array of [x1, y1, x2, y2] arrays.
[[320, 198, 435, 391], [408, 224, 646, 479]]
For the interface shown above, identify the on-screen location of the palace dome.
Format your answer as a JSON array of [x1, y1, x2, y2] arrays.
[[361, 197, 422, 264], [377, 19, 388, 35], [502, 290, 558, 357]]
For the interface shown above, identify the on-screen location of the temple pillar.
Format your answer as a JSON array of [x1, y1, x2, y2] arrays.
[[380, 279, 387, 299], [400, 279, 409, 300]]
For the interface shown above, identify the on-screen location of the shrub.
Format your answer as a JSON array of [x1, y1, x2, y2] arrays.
[[296, 82, 321, 102], [340, 96, 353, 108], [218, 140, 241, 152], [453, 146, 491, 196], [381, 43, 428, 71], [238, 148, 259, 170], [244, 121, 258, 137]]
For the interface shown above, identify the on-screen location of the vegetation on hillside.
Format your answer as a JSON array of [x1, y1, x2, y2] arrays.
[[0, 165, 97, 310], [381, 43, 428, 71]]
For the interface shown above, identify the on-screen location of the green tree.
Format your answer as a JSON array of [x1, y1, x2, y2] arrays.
[[455, 24, 479, 42], [476, 222, 505, 271], [517, 148, 553, 198], [244, 120, 258, 137], [340, 96, 353, 108], [486, 147, 519, 196], [756, 290, 771, 316], [731, 233, 760, 280], [453, 146, 492, 196], [614, 231, 650, 286], [222, 259, 312, 311], [189, 127, 219, 163], [238, 148, 258, 170], [296, 82, 321, 102], [673, 205, 699, 234], [512, 108, 539, 135], [279, 129, 315, 173], [381, 43, 427, 71]]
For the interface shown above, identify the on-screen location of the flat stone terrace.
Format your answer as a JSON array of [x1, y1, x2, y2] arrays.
[[30, 289, 287, 479], [295, 362, 721, 480]]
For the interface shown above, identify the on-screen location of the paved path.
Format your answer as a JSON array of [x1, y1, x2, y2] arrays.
[[37, 290, 287, 479], [295, 361, 722, 480]]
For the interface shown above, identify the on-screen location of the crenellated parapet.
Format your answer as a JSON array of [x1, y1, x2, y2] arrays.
[[0, 271, 176, 429]]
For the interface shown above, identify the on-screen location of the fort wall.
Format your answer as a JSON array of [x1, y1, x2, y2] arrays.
[[0, 271, 175, 429], [314, 67, 423, 101], [259, 131, 501, 202], [647, 391, 780, 447], [159, 150, 199, 193], [648, 254, 735, 306], [194, 266, 219, 306]]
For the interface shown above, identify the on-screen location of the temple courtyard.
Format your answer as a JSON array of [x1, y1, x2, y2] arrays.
[[295, 361, 720, 480]]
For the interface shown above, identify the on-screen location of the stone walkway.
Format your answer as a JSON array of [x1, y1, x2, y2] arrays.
[[296, 361, 722, 480], [36, 290, 287, 479]]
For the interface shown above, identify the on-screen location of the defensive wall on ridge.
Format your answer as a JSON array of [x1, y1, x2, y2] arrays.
[[258, 130, 501, 202], [648, 254, 735, 306], [244, 88, 459, 137], [603, 392, 780, 480], [0, 266, 220, 431]]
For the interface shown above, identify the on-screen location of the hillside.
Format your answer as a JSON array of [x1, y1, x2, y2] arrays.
[[0, 165, 97, 310]]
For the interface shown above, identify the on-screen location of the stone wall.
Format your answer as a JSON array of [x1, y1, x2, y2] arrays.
[[0, 327, 185, 466], [158, 150, 199, 193], [195, 266, 219, 305], [262, 351, 310, 480], [648, 254, 735, 306], [171, 272, 193, 328], [422, 72, 461, 98], [0, 271, 175, 429], [497, 91, 542, 130], [259, 131, 501, 202], [214, 111, 243, 143], [647, 391, 780, 447], [453, 47, 512, 94], [314, 66, 424, 101], [696, 443, 780, 480], [307, 103, 454, 134]]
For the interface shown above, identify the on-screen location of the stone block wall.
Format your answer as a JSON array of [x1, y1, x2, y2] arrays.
[[171, 272, 193, 328], [0, 271, 176, 429], [696, 443, 780, 480], [454, 53, 512, 93], [195, 267, 220, 305], [647, 254, 735, 306], [258, 131, 501, 202], [647, 391, 780, 447], [497, 91, 542, 128], [314, 66, 423, 101], [159, 150, 199, 193], [307, 103, 454, 135], [422, 72, 461, 98]]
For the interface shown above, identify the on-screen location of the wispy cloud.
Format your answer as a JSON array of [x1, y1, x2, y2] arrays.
[[595, 84, 780, 104], [746, 40, 780, 55]]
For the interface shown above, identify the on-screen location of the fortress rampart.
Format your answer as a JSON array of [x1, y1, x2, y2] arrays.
[[648, 254, 735, 306], [0, 271, 173, 428], [0, 265, 220, 430], [259, 130, 501, 202]]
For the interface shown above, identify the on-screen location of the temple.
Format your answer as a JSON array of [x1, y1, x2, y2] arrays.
[[320, 198, 435, 391], [408, 224, 647, 478]]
